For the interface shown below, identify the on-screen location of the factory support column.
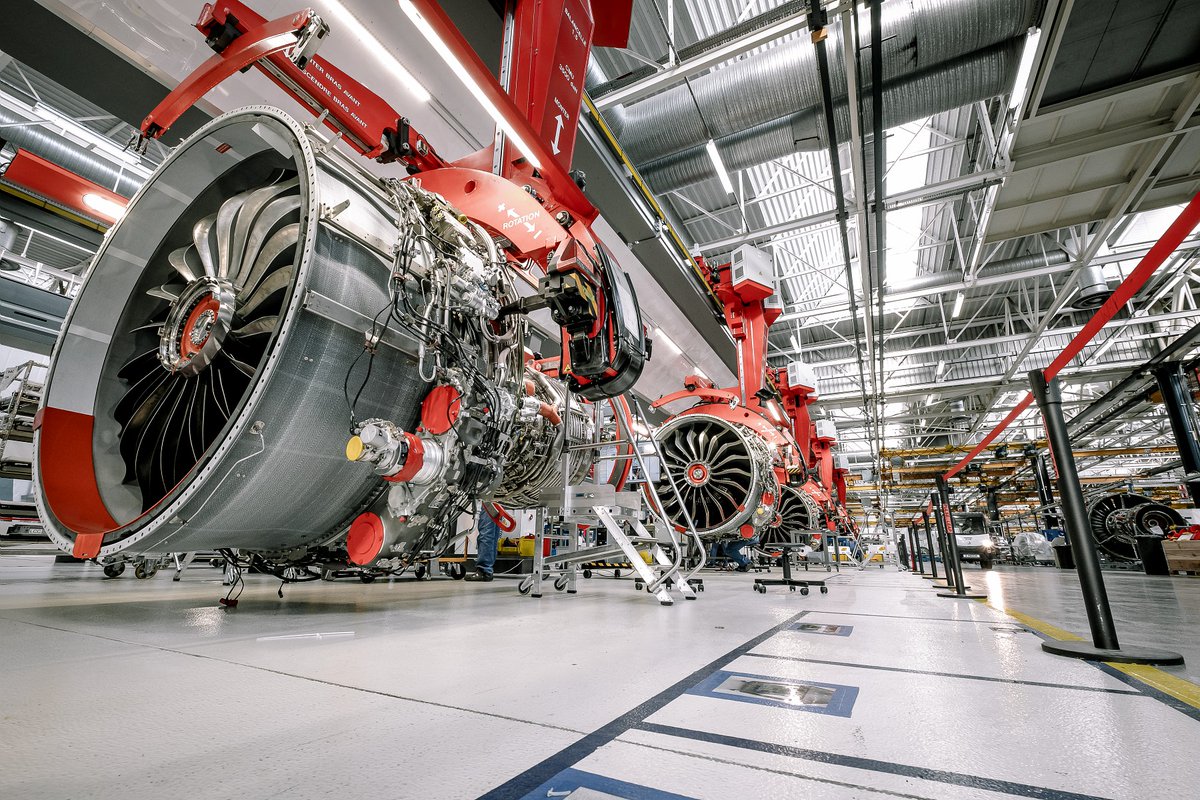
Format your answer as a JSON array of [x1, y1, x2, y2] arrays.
[[1153, 363, 1200, 506], [935, 477, 986, 599], [1029, 370, 1183, 665]]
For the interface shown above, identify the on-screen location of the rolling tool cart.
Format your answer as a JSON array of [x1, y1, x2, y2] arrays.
[[753, 529, 830, 595]]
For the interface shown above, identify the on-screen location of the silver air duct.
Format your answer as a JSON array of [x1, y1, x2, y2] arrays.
[[0, 106, 144, 198], [641, 41, 1021, 192], [613, 0, 1042, 165], [1075, 264, 1113, 308]]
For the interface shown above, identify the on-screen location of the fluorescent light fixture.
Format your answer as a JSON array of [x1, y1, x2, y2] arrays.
[[325, 1, 430, 103], [656, 327, 682, 354], [705, 139, 734, 196], [935, 359, 946, 377], [399, 0, 542, 169], [1008, 27, 1043, 112], [789, 333, 801, 352], [82, 193, 128, 220], [951, 292, 965, 318]]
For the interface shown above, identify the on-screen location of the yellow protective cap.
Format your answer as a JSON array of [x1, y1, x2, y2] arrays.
[[345, 435, 365, 461]]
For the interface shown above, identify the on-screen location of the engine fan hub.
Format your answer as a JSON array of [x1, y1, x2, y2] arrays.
[[685, 462, 710, 487], [158, 278, 236, 376]]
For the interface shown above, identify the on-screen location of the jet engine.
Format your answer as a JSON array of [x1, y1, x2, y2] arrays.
[[762, 484, 824, 549], [34, 107, 594, 565], [655, 412, 781, 540], [1086, 492, 1185, 561], [650, 247, 844, 547]]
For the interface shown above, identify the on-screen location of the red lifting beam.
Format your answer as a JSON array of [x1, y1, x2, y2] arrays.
[[944, 192, 1200, 480]]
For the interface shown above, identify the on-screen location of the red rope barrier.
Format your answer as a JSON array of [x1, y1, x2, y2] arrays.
[[943, 192, 1200, 480]]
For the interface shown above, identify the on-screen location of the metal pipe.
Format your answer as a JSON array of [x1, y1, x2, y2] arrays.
[[807, 0, 878, 466], [1153, 362, 1200, 506], [614, 0, 1040, 166], [640, 42, 1022, 193], [869, 0, 887, 507], [0, 106, 143, 197], [1029, 370, 1120, 650]]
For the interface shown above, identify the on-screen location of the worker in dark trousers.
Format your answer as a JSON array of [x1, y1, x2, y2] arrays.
[[897, 532, 909, 571], [710, 537, 755, 572], [467, 505, 499, 581]]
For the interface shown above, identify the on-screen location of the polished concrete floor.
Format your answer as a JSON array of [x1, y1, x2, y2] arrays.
[[0, 556, 1197, 799], [976, 564, 1200, 684]]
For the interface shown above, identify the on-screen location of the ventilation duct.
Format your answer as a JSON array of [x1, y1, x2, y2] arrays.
[[1075, 264, 1113, 308], [0, 105, 143, 198], [641, 40, 1021, 192], [0, 216, 17, 271], [893, 246, 1072, 296], [611, 0, 1043, 168]]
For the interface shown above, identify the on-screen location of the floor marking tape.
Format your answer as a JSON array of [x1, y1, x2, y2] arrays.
[[478, 610, 813, 799], [637, 723, 1111, 800]]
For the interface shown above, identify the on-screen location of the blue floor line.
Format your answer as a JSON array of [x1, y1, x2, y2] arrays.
[[515, 767, 698, 800], [476, 610, 812, 800]]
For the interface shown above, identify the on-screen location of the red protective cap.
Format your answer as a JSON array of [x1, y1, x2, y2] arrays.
[[421, 384, 461, 435], [739, 524, 755, 539], [346, 512, 385, 565]]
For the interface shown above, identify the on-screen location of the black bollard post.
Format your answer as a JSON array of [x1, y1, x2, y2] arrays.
[[936, 476, 986, 599], [908, 525, 921, 572], [922, 510, 939, 580], [1029, 370, 1183, 664], [929, 491, 959, 590]]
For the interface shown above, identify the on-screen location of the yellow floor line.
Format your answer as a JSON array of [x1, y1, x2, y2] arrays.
[[1105, 663, 1200, 709], [980, 600, 1200, 710]]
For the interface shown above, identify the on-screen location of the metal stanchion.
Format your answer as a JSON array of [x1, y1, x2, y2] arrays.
[[922, 510, 938, 580], [929, 493, 957, 589], [1029, 370, 1183, 664], [935, 477, 985, 599], [908, 525, 921, 573], [929, 492, 954, 588]]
